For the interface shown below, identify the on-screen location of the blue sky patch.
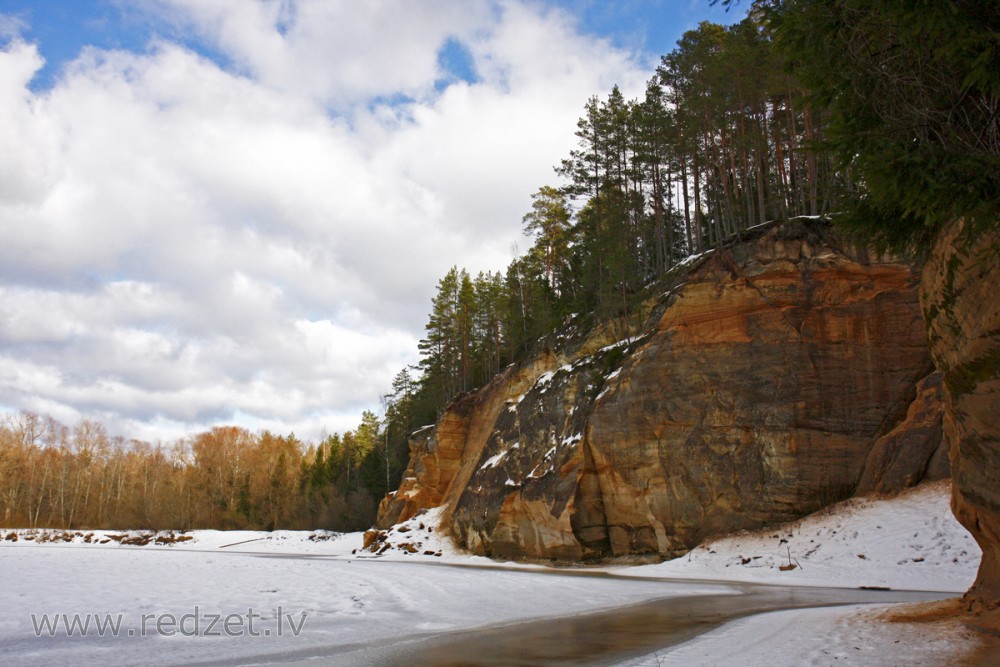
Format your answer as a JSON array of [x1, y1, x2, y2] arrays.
[[436, 37, 478, 90]]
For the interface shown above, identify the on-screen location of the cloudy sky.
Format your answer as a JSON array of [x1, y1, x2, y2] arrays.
[[0, 0, 746, 443]]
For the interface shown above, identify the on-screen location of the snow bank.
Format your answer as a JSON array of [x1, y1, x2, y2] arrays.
[[618, 603, 981, 667], [615, 480, 979, 592], [1, 527, 364, 554], [2, 481, 979, 589], [612, 481, 985, 666]]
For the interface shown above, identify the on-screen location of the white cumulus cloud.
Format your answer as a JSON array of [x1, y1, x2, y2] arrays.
[[0, 0, 651, 441]]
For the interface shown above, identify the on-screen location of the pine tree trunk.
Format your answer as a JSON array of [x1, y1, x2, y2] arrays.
[[680, 154, 692, 253]]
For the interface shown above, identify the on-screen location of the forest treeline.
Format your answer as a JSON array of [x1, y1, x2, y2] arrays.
[[4, 1, 994, 531], [406, 7, 838, 426], [404, 0, 998, 422], [389, 0, 997, 499], [0, 410, 396, 531]]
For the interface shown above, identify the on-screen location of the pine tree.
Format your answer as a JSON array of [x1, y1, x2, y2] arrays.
[[418, 267, 462, 406], [768, 0, 1000, 250], [472, 272, 507, 384], [522, 186, 572, 296]]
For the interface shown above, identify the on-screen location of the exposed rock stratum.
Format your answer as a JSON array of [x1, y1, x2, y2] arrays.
[[379, 221, 949, 561], [921, 218, 1000, 610]]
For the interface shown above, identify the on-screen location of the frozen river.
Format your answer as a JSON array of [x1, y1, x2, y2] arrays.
[[1, 485, 983, 666], [0, 545, 950, 666], [304, 570, 948, 666]]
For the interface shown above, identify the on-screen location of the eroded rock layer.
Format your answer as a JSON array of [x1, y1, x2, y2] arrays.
[[921, 218, 1000, 609], [380, 221, 941, 561]]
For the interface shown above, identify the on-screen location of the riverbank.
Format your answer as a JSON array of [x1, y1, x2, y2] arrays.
[[0, 481, 986, 665]]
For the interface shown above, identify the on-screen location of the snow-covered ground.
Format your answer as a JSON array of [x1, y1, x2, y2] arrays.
[[610, 481, 987, 666], [0, 481, 987, 665], [616, 602, 980, 667], [0, 535, 724, 666], [615, 479, 980, 592]]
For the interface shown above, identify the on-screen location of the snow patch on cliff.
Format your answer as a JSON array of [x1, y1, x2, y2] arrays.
[[480, 446, 513, 470]]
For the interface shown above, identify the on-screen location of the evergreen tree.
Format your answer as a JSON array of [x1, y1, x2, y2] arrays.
[[522, 186, 573, 296], [457, 272, 477, 393], [472, 271, 507, 384], [768, 0, 1000, 250], [354, 411, 380, 467], [418, 267, 462, 407]]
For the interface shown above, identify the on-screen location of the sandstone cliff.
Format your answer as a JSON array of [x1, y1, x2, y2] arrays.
[[380, 220, 948, 561], [921, 218, 1000, 611]]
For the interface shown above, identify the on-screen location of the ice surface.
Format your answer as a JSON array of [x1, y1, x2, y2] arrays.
[[0, 481, 983, 666]]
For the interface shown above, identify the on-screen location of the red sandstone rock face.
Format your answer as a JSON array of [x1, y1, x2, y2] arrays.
[[574, 226, 930, 558], [921, 219, 1000, 609], [375, 408, 471, 529], [377, 354, 562, 531], [857, 372, 948, 494], [379, 221, 941, 562]]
